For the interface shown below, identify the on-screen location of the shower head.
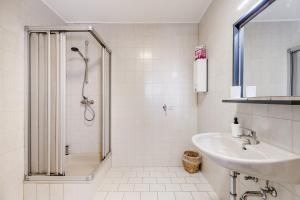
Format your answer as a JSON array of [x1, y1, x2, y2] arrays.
[[71, 47, 79, 52], [71, 47, 86, 61], [71, 46, 89, 84]]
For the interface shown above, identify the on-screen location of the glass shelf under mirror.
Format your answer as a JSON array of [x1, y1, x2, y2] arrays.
[[222, 96, 300, 105]]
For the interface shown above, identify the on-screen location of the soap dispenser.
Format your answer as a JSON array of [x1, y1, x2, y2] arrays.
[[231, 117, 241, 138]]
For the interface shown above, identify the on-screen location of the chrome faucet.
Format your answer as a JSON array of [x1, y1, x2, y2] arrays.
[[240, 181, 277, 200], [239, 127, 259, 145]]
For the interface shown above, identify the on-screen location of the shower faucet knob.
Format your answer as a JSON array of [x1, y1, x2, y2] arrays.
[[81, 99, 94, 105]]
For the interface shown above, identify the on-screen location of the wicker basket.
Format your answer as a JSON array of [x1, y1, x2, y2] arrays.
[[182, 150, 201, 173]]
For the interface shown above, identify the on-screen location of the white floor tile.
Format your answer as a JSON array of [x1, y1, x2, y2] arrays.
[[137, 172, 151, 178], [105, 192, 124, 200], [141, 192, 158, 200], [111, 178, 128, 184], [103, 178, 114, 184], [99, 184, 119, 192], [123, 192, 141, 200], [131, 167, 144, 172], [123, 172, 137, 178], [196, 184, 213, 192], [118, 184, 134, 192], [168, 167, 183, 172], [176, 172, 190, 177], [192, 192, 211, 200], [93, 192, 107, 200], [171, 178, 186, 184], [165, 184, 181, 192], [192, 173, 208, 183], [107, 171, 124, 178], [150, 172, 163, 177], [110, 168, 130, 173], [180, 184, 198, 192], [101, 167, 216, 200], [134, 184, 150, 191], [129, 178, 143, 184], [150, 184, 165, 192], [157, 178, 171, 184], [174, 192, 193, 200], [143, 178, 157, 183], [185, 177, 202, 183], [162, 172, 176, 178], [208, 192, 220, 200], [157, 192, 175, 200]]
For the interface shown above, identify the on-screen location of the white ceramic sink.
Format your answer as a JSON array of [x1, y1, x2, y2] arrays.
[[192, 133, 300, 184]]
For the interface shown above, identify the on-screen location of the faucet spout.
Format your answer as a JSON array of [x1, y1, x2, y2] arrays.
[[240, 190, 267, 200], [239, 127, 259, 145]]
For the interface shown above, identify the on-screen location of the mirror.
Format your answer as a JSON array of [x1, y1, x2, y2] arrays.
[[233, 0, 300, 97]]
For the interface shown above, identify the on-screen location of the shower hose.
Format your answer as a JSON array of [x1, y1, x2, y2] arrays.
[[82, 80, 95, 122]]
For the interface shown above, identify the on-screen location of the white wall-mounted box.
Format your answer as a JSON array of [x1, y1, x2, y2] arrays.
[[193, 59, 208, 92]]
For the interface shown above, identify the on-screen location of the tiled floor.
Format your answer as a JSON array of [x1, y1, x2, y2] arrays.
[[94, 167, 219, 200]]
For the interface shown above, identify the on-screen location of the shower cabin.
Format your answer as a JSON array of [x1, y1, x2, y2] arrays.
[[25, 26, 111, 181]]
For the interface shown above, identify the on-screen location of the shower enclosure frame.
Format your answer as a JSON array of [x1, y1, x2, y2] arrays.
[[24, 26, 112, 181]]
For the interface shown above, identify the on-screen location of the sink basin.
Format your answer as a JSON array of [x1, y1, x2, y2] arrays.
[[192, 133, 300, 184]]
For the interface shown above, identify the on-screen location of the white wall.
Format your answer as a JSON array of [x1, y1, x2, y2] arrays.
[[86, 24, 198, 167], [197, 0, 300, 199], [0, 0, 64, 199], [66, 33, 102, 154]]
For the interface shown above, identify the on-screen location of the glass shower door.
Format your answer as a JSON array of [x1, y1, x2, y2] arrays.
[[29, 32, 66, 176]]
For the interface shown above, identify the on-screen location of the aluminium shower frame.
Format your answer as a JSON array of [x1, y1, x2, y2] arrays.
[[24, 26, 112, 181]]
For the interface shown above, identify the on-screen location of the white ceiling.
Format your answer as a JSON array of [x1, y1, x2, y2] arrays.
[[254, 0, 300, 22], [41, 0, 212, 23]]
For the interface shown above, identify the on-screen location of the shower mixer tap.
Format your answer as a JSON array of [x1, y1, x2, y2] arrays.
[[81, 98, 94, 105]]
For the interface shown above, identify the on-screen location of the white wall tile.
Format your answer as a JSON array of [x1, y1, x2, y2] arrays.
[[293, 121, 300, 154], [268, 105, 292, 120], [36, 184, 50, 200], [268, 118, 293, 151], [50, 184, 63, 200], [24, 184, 36, 200], [252, 104, 268, 117], [63, 184, 78, 200], [87, 24, 198, 167]]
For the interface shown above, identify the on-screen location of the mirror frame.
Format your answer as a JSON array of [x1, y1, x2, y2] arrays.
[[232, 0, 276, 97]]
